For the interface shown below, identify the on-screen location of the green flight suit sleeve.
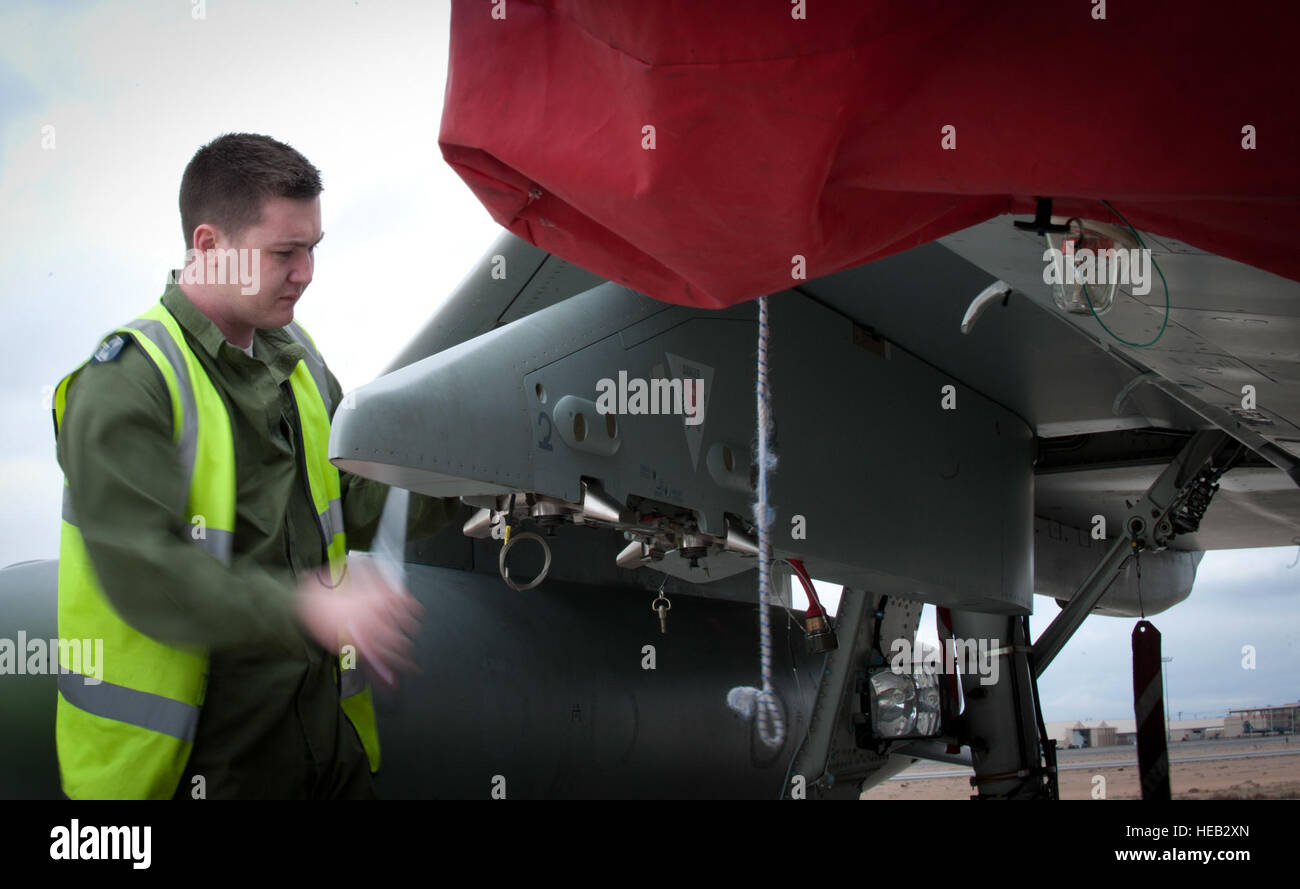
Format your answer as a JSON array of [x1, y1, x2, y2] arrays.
[[323, 365, 461, 553], [56, 342, 304, 651]]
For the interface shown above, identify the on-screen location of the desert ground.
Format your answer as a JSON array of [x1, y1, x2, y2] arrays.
[[863, 735, 1300, 800]]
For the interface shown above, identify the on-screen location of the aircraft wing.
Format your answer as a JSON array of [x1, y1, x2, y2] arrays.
[[382, 0, 1300, 621]]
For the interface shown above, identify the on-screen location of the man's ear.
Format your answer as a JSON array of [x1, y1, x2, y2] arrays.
[[191, 223, 219, 253]]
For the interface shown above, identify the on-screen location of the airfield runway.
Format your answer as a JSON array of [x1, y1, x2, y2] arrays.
[[863, 736, 1300, 800]]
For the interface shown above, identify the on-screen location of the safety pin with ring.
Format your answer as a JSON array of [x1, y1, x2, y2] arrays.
[[651, 592, 672, 634], [498, 531, 552, 591]]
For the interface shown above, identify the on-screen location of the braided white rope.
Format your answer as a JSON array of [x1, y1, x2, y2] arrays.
[[727, 294, 786, 748]]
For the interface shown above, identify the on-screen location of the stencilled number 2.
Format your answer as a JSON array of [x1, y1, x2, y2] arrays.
[[537, 411, 553, 451]]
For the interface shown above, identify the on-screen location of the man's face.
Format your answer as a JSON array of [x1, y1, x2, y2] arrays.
[[214, 195, 322, 330]]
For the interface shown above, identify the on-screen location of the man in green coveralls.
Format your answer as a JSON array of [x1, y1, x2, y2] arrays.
[[55, 133, 458, 799]]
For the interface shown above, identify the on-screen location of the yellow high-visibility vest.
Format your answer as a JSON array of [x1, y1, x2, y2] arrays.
[[53, 301, 379, 799]]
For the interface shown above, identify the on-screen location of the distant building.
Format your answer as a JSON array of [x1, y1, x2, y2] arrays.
[[1066, 721, 1116, 748], [1223, 703, 1300, 738], [1044, 718, 1225, 747]]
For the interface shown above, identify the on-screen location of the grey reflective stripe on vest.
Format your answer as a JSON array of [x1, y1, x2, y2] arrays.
[[58, 668, 200, 742], [284, 321, 334, 415], [340, 665, 365, 698], [121, 318, 199, 513], [62, 485, 76, 524], [319, 498, 344, 541]]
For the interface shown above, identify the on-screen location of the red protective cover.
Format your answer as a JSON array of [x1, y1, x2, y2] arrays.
[[440, 1, 1300, 308]]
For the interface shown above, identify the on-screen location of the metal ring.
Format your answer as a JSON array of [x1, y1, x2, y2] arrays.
[[651, 595, 671, 613], [498, 532, 552, 591]]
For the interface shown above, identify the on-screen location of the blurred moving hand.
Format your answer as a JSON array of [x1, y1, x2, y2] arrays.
[[295, 559, 424, 690]]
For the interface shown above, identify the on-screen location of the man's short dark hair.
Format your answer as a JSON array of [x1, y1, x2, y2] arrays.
[[179, 133, 322, 247]]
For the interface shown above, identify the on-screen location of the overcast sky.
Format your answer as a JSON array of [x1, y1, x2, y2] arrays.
[[0, 0, 500, 560], [2, 0, 1296, 726]]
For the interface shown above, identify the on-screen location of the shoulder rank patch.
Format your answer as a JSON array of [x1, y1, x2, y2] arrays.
[[91, 334, 127, 364]]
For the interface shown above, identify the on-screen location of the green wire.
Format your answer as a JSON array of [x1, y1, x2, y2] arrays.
[[1077, 198, 1171, 348]]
